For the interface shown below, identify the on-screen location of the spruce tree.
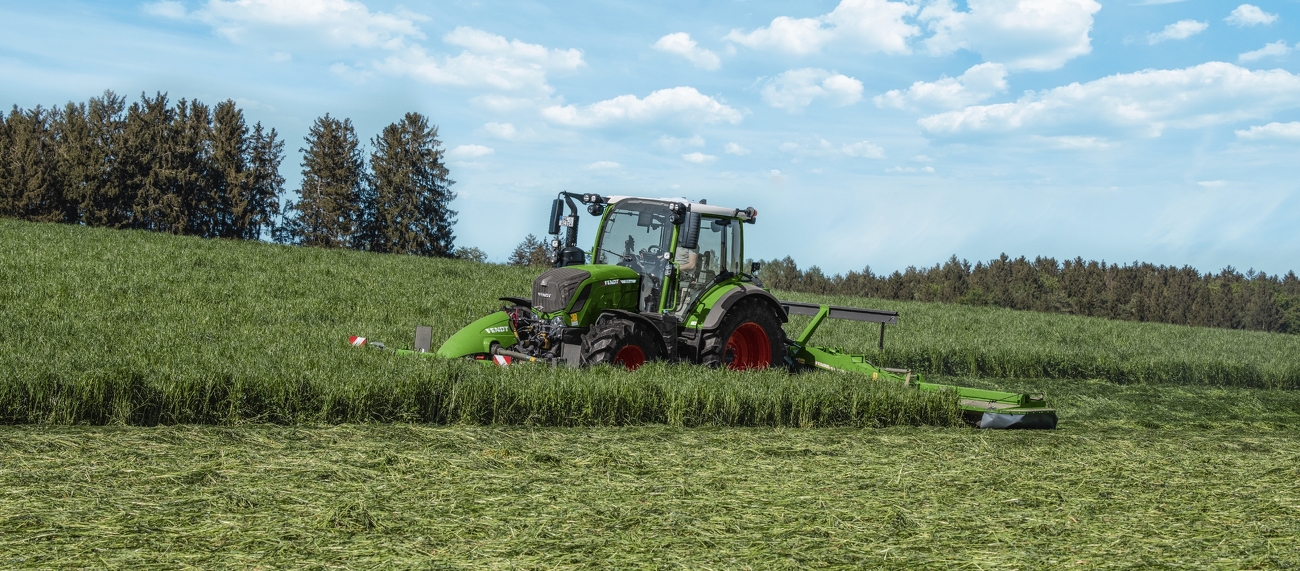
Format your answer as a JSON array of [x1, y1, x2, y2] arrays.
[[0, 106, 71, 222], [237, 122, 284, 240], [122, 92, 185, 233], [172, 98, 214, 236], [57, 91, 130, 228], [508, 234, 550, 266], [208, 99, 248, 238], [281, 114, 364, 248], [362, 112, 456, 256]]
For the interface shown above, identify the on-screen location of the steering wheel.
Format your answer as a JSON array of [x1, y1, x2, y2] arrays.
[[644, 245, 662, 258]]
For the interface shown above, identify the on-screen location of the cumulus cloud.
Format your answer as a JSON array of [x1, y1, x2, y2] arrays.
[[919, 62, 1300, 138], [919, 0, 1101, 71], [875, 62, 1007, 110], [147, 2, 582, 96], [682, 152, 718, 164], [447, 144, 494, 159], [1226, 4, 1278, 27], [483, 122, 519, 140], [588, 161, 621, 169], [653, 33, 721, 70], [145, 0, 426, 48], [1147, 20, 1208, 44], [379, 27, 584, 94], [1235, 122, 1300, 140], [841, 141, 885, 158], [724, 0, 919, 55], [761, 68, 863, 112], [724, 142, 751, 155], [541, 87, 743, 127], [1239, 41, 1292, 63]]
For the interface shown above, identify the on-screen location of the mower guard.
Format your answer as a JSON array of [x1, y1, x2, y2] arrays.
[[782, 301, 1057, 430]]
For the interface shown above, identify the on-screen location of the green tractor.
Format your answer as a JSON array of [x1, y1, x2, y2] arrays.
[[429, 193, 1057, 429]]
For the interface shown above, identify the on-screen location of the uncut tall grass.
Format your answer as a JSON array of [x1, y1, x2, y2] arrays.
[[0, 220, 955, 427], [3, 218, 1299, 430]]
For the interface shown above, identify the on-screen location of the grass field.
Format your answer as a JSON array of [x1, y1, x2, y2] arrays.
[[4, 219, 1300, 568], [3, 218, 1298, 413]]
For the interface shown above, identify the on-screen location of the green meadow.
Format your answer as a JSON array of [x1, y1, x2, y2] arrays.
[[2, 218, 1299, 568]]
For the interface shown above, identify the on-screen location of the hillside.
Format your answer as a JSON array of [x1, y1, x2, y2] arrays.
[[3, 217, 1297, 398]]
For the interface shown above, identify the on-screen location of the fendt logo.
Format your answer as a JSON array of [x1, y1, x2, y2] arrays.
[[538, 292, 552, 297], [483, 326, 510, 334]]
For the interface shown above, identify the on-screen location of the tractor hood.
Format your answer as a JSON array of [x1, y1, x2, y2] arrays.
[[531, 264, 640, 320]]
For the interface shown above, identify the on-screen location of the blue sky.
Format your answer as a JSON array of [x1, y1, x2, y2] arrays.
[[3, 0, 1299, 276]]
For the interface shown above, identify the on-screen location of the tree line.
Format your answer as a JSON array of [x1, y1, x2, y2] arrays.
[[758, 254, 1300, 335], [0, 90, 460, 256]]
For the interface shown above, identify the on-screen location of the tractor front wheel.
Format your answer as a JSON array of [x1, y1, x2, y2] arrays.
[[580, 317, 660, 370], [700, 298, 787, 370]]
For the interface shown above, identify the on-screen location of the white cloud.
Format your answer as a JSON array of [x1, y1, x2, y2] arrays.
[[447, 144, 494, 159], [653, 33, 721, 70], [152, 2, 582, 96], [842, 141, 885, 158], [656, 135, 705, 151], [682, 152, 718, 164], [1147, 20, 1208, 44], [919, 62, 1300, 138], [483, 122, 518, 140], [761, 68, 863, 112], [875, 62, 1008, 110], [541, 87, 743, 127], [1226, 4, 1278, 27], [724, 0, 919, 55], [919, 0, 1101, 71], [149, 0, 427, 48], [724, 142, 751, 155], [588, 161, 622, 169], [1197, 180, 1227, 187], [1238, 40, 1292, 63], [379, 27, 584, 94], [886, 165, 936, 173], [1235, 121, 1300, 140]]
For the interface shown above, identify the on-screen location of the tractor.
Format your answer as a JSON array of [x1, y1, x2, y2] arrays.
[[421, 192, 1056, 429]]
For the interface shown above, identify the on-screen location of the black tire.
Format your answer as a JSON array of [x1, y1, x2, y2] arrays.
[[580, 316, 661, 370], [700, 297, 787, 370]]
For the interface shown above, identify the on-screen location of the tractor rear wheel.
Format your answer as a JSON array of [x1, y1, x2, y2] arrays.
[[580, 316, 660, 370], [700, 298, 787, 370]]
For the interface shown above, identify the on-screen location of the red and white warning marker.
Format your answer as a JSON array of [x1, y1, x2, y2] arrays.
[[349, 336, 367, 347], [493, 355, 512, 367]]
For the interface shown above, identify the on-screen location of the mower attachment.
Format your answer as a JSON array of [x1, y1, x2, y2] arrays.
[[780, 301, 1057, 430]]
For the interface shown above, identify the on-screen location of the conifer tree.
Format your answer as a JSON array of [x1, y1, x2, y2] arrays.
[[122, 92, 185, 233], [208, 99, 248, 238], [237, 122, 284, 240], [281, 114, 364, 248], [508, 234, 550, 266], [55, 91, 130, 227], [361, 112, 456, 256], [0, 106, 71, 222]]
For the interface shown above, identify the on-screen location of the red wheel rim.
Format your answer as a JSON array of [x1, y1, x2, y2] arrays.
[[614, 345, 647, 370], [723, 322, 771, 370]]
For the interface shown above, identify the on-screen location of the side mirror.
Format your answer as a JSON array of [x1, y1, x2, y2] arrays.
[[751, 261, 761, 274], [547, 198, 563, 235], [679, 212, 701, 249]]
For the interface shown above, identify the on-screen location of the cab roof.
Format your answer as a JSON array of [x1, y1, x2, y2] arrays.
[[604, 195, 756, 222]]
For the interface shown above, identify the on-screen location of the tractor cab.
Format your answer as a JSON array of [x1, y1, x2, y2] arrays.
[[553, 193, 756, 319]]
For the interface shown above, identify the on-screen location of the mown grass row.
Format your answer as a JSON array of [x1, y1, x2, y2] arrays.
[[0, 361, 961, 427]]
